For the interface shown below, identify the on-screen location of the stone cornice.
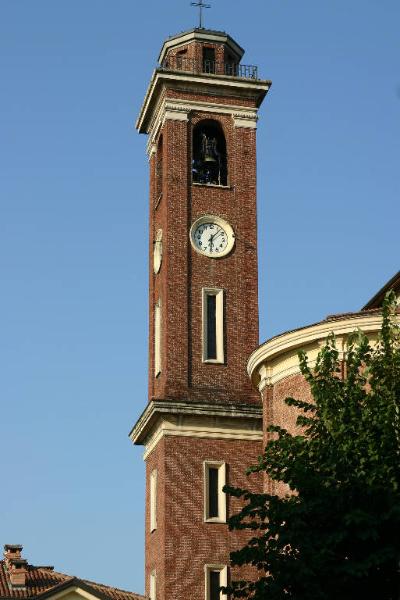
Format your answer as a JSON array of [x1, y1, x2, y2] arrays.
[[129, 399, 263, 450], [136, 70, 270, 134], [247, 312, 397, 390]]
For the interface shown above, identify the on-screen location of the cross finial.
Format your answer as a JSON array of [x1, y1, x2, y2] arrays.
[[190, 0, 211, 29]]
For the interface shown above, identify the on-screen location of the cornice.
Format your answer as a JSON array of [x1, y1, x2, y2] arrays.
[[136, 70, 270, 134], [247, 312, 396, 390], [129, 399, 263, 449]]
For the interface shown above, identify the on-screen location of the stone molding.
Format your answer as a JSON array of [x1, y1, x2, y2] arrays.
[[129, 399, 263, 459], [137, 70, 270, 134], [145, 97, 260, 155], [247, 313, 396, 391]]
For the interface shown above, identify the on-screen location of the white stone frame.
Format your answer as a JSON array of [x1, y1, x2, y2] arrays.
[[150, 469, 157, 532], [203, 461, 227, 523], [190, 215, 235, 259], [202, 288, 224, 364], [204, 564, 228, 600], [149, 570, 156, 600], [154, 299, 161, 377]]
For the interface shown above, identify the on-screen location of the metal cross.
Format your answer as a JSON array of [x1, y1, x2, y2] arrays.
[[190, 0, 211, 29]]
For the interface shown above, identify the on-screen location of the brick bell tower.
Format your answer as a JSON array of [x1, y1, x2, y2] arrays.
[[130, 27, 270, 600]]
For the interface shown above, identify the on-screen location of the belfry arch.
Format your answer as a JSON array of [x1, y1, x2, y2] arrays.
[[192, 120, 228, 186]]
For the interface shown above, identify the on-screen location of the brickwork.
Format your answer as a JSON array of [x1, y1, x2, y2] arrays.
[[145, 436, 263, 599], [148, 107, 260, 406], [163, 40, 239, 75], [261, 374, 312, 494], [167, 88, 258, 108]]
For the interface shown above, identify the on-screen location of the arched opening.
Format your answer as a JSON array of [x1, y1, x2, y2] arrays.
[[192, 121, 227, 186]]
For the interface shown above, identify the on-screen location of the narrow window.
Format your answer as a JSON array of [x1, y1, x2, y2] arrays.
[[208, 467, 219, 518], [224, 54, 237, 76], [202, 289, 224, 363], [207, 295, 217, 360], [154, 299, 161, 376], [204, 462, 227, 522], [176, 48, 187, 70], [150, 469, 157, 532], [203, 47, 216, 73], [210, 571, 220, 600], [149, 571, 156, 600], [205, 565, 227, 600], [155, 135, 163, 206]]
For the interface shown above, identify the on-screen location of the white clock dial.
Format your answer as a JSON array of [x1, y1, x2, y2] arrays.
[[189, 215, 235, 258], [153, 229, 163, 274]]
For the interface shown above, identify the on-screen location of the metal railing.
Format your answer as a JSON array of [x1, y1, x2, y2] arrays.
[[159, 56, 259, 80]]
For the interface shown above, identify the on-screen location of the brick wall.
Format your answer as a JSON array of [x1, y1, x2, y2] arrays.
[[148, 104, 260, 406], [145, 436, 263, 599], [262, 374, 312, 494]]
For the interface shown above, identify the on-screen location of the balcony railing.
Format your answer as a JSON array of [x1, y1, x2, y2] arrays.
[[159, 57, 259, 80]]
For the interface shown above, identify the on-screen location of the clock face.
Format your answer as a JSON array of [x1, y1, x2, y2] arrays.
[[153, 229, 163, 274], [190, 215, 235, 258]]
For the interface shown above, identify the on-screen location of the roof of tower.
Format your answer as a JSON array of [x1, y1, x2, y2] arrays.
[[158, 28, 245, 63], [0, 545, 143, 600]]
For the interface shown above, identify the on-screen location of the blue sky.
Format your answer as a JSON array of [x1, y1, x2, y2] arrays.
[[1, 0, 399, 594]]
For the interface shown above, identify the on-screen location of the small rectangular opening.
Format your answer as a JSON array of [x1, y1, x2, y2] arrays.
[[150, 469, 157, 532], [176, 48, 187, 69], [154, 299, 161, 377], [204, 462, 226, 522], [208, 467, 219, 518], [206, 295, 217, 359], [203, 47, 215, 73], [210, 571, 220, 600], [205, 565, 227, 600], [202, 289, 224, 364], [149, 571, 156, 600]]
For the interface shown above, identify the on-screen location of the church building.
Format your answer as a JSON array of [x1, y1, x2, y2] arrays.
[[2, 21, 399, 600], [129, 24, 400, 600], [129, 26, 271, 600]]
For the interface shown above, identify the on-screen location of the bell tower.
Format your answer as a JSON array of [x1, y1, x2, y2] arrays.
[[130, 28, 270, 600]]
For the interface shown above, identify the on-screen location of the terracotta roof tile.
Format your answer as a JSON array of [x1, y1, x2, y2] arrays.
[[0, 561, 144, 600]]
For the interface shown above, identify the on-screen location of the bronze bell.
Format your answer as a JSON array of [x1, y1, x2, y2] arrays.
[[204, 151, 217, 163], [202, 134, 217, 162]]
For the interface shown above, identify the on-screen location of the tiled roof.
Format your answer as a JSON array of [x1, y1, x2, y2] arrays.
[[0, 560, 144, 600], [362, 270, 400, 310]]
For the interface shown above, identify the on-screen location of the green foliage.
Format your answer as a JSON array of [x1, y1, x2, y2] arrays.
[[224, 292, 400, 599]]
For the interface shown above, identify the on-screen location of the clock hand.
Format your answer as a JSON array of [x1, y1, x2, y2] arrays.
[[208, 233, 215, 252], [212, 229, 224, 242], [209, 228, 222, 243]]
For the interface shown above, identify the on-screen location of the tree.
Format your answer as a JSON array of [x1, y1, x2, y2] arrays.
[[224, 292, 400, 600]]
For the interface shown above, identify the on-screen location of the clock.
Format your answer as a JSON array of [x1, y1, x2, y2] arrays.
[[153, 229, 163, 274], [189, 215, 235, 258]]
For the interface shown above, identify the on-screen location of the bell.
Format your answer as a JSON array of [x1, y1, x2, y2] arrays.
[[201, 133, 218, 163], [204, 151, 217, 163]]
